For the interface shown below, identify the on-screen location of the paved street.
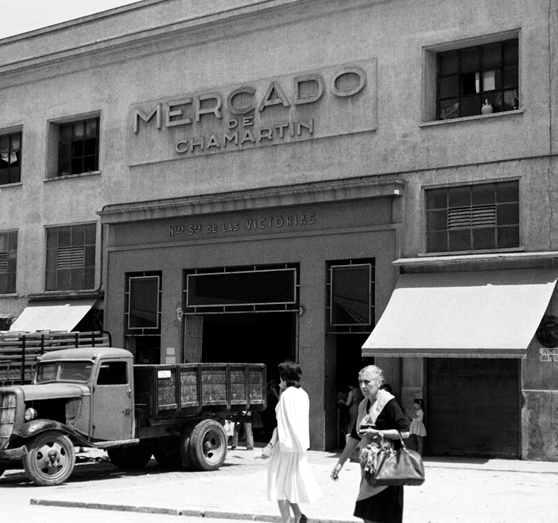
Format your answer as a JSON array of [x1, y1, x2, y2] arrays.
[[1, 447, 558, 523]]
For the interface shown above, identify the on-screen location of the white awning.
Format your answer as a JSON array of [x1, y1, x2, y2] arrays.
[[362, 269, 558, 358], [9, 299, 96, 333]]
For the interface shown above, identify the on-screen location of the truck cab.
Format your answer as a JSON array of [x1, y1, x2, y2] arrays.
[[34, 347, 135, 442]]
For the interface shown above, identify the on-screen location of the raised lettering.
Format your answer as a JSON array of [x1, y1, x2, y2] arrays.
[[223, 131, 239, 146], [206, 135, 220, 149], [195, 93, 223, 122], [294, 74, 325, 105], [240, 129, 256, 145], [331, 67, 367, 97], [297, 119, 314, 136], [258, 127, 273, 141], [227, 86, 256, 115], [133, 104, 162, 133], [166, 99, 193, 127], [176, 140, 189, 153], [258, 81, 291, 112]]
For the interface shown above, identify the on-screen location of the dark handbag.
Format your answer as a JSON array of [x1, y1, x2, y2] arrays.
[[367, 433, 425, 487]]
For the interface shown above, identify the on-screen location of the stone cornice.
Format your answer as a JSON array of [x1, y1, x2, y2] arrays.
[[98, 177, 405, 224]]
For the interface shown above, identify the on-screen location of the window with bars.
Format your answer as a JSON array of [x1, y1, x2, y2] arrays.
[[0, 231, 17, 294], [426, 181, 519, 253], [437, 39, 519, 120], [46, 223, 96, 291], [183, 264, 299, 314], [326, 260, 375, 334], [126, 274, 161, 331], [0, 131, 22, 185], [58, 118, 99, 176]]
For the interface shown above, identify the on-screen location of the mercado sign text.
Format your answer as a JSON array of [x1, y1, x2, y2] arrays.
[[129, 59, 377, 163]]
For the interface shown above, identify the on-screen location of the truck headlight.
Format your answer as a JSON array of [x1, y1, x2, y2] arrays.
[[24, 408, 38, 421]]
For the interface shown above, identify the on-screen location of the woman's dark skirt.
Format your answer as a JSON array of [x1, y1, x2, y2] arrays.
[[353, 485, 404, 523]]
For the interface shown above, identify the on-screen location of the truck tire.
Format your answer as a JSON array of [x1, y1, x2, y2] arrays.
[[153, 437, 183, 469], [108, 445, 152, 470], [183, 419, 227, 471], [22, 431, 76, 486]]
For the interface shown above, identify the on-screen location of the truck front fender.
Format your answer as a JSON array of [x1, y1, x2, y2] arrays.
[[12, 419, 90, 447]]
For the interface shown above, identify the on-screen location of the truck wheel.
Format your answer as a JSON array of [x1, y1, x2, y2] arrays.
[[108, 445, 152, 469], [153, 437, 182, 469], [184, 419, 227, 471], [22, 431, 76, 486]]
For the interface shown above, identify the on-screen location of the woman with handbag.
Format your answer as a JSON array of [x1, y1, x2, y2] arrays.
[[261, 361, 322, 523], [330, 365, 410, 523]]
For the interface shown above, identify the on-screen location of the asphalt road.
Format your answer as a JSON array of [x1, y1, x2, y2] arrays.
[[1, 447, 558, 523]]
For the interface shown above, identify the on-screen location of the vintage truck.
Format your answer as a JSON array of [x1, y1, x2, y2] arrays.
[[0, 346, 266, 485]]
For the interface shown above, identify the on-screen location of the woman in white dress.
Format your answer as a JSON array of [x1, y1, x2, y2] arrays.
[[261, 361, 322, 523]]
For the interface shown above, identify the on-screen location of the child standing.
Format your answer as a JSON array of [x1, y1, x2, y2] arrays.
[[410, 398, 427, 456]]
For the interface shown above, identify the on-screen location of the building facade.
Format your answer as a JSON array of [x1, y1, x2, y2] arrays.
[[1, 0, 557, 459]]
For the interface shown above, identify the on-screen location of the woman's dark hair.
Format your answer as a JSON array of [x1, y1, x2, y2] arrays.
[[278, 360, 302, 388], [414, 398, 425, 408]]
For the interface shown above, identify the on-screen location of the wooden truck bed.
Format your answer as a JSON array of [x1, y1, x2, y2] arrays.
[[133, 362, 266, 423]]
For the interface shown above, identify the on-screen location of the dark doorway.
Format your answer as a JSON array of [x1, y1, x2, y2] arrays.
[[201, 312, 296, 443], [426, 358, 520, 458]]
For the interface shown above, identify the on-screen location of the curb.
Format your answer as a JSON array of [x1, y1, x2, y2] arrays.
[[30, 499, 356, 523]]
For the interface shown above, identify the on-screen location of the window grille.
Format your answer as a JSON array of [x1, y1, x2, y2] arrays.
[[0, 231, 17, 294], [46, 223, 96, 291], [326, 260, 375, 334], [426, 181, 519, 252], [56, 246, 86, 269], [183, 265, 299, 314], [127, 275, 161, 330]]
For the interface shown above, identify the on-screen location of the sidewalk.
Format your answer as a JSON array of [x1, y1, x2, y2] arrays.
[[29, 446, 558, 523]]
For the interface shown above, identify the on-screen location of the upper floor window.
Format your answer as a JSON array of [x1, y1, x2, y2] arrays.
[[46, 223, 96, 291], [0, 131, 22, 185], [0, 230, 17, 294], [58, 118, 99, 176], [437, 39, 519, 120], [426, 181, 519, 253]]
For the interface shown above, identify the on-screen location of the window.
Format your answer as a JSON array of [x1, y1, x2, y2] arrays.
[[426, 181, 519, 253], [127, 275, 161, 330], [0, 131, 22, 185], [326, 259, 375, 334], [437, 39, 519, 120], [97, 361, 128, 385], [58, 118, 99, 176], [46, 223, 96, 291], [0, 231, 17, 294]]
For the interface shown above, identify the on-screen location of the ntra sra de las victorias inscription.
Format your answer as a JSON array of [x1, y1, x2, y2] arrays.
[[169, 213, 316, 237], [131, 60, 376, 158]]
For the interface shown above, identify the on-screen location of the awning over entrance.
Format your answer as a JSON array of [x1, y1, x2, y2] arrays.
[[9, 299, 96, 333], [362, 268, 558, 358]]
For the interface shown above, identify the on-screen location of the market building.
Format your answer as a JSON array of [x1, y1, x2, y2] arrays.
[[1, 0, 557, 459]]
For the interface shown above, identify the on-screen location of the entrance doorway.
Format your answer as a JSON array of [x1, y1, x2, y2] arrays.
[[201, 311, 297, 444], [426, 358, 521, 458]]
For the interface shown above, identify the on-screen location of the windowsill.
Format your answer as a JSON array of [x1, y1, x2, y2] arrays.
[[44, 171, 101, 182], [420, 108, 523, 128], [417, 247, 525, 257], [0, 293, 18, 297], [0, 182, 23, 189]]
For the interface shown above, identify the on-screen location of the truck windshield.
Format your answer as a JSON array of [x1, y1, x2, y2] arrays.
[[36, 361, 94, 383]]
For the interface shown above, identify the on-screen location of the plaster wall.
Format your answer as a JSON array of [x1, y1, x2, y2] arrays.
[[0, 0, 555, 306]]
